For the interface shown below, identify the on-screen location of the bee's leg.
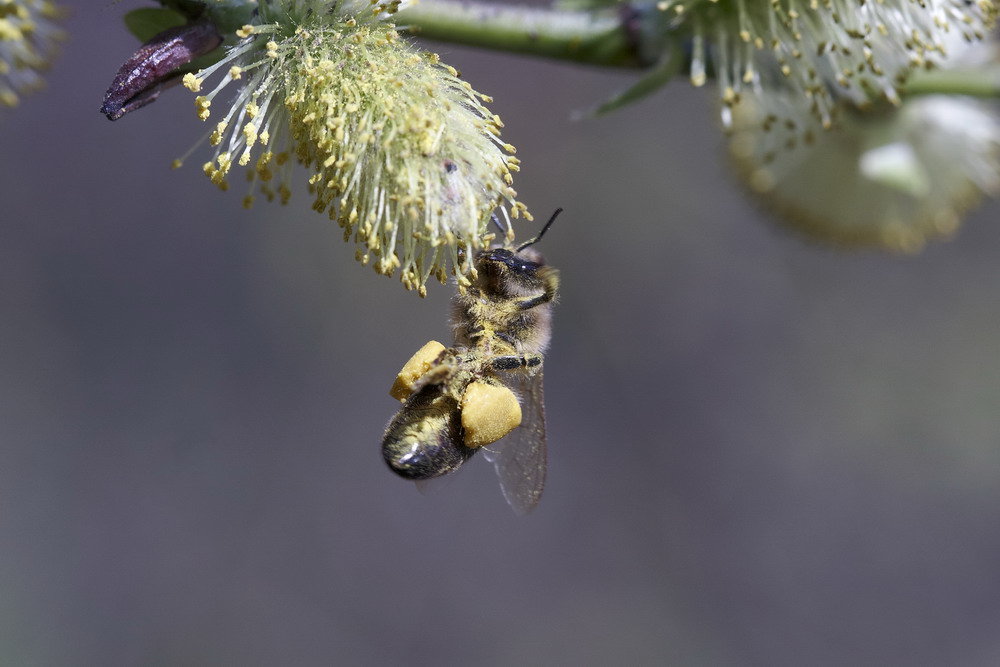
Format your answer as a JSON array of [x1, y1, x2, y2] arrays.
[[421, 355, 460, 384], [409, 348, 464, 393], [491, 354, 543, 372], [464, 324, 486, 344], [496, 332, 519, 347], [516, 267, 560, 311]]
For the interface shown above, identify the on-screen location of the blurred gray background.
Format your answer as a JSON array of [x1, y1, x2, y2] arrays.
[[3, 5, 1000, 666]]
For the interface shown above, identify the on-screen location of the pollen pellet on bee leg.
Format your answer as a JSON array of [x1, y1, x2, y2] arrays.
[[460, 381, 521, 448], [389, 340, 447, 401]]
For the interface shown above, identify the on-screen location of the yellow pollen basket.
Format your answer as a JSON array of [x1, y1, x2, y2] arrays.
[[389, 340, 447, 401], [460, 381, 521, 448]]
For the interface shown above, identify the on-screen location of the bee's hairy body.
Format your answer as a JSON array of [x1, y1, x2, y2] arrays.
[[454, 246, 558, 359], [382, 244, 559, 482]]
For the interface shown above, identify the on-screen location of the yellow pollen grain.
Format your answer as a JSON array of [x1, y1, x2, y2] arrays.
[[195, 102, 212, 121], [209, 121, 227, 146], [182, 72, 202, 92]]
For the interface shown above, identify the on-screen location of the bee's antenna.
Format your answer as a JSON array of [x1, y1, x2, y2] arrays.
[[490, 212, 508, 236], [516, 208, 563, 252]]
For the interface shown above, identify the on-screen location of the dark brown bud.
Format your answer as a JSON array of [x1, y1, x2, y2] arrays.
[[101, 20, 222, 121]]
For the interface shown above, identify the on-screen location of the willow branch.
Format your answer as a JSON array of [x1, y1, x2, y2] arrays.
[[904, 66, 1000, 98], [395, 0, 651, 68]]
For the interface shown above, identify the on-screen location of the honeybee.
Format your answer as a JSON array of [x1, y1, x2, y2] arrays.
[[381, 209, 562, 513]]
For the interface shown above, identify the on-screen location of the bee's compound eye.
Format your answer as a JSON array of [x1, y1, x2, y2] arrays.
[[460, 381, 522, 447], [389, 340, 447, 401]]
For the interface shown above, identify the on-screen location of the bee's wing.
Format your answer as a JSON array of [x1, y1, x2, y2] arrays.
[[483, 369, 547, 514], [413, 459, 467, 496]]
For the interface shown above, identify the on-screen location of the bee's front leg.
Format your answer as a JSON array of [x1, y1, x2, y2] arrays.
[[515, 267, 560, 311]]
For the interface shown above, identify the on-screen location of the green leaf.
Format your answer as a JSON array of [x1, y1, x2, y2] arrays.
[[160, 0, 260, 35], [123, 8, 187, 43], [575, 43, 683, 118]]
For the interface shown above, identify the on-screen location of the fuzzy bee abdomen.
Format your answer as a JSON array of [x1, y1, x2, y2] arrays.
[[382, 385, 476, 480]]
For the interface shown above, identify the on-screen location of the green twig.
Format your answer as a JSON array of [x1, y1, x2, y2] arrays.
[[904, 66, 1000, 98], [395, 0, 650, 67]]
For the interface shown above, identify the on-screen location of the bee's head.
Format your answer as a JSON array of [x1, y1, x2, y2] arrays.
[[473, 246, 548, 297], [471, 208, 560, 296]]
